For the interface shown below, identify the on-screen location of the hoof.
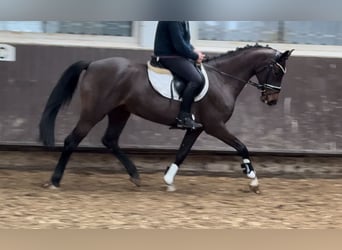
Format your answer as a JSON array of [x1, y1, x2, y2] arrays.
[[129, 177, 141, 187], [42, 182, 59, 190], [166, 184, 176, 192], [249, 185, 261, 194]]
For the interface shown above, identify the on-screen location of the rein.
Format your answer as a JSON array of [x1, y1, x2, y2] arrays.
[[203, 59, 283, 92]]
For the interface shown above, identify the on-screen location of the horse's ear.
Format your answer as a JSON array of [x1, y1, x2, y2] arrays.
[[280, 49, 294, 61]]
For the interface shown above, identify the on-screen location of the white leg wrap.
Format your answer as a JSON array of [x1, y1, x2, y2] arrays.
[[243, 158, 250, 164], [243, 158, 256, 179], [247, 170, 256, 179], [164, 163, 179, 185]]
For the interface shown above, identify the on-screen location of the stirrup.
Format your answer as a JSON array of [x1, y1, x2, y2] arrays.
[[175, 117, 202, 130]]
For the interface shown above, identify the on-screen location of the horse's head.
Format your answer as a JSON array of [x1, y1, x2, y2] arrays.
[[255, 49, 294, 105]]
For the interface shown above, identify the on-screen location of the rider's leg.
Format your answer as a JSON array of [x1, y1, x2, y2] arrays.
[[176, 81, 203, 129], [159, 57, 204, 129]]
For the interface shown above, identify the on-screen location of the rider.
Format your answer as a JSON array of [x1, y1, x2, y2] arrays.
[[153, 21, 206, 129]]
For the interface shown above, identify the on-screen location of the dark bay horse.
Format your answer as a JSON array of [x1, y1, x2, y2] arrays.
[[39, 44, 293, 193]]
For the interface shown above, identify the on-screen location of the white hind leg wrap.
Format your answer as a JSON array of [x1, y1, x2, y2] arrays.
[[164, 163, 179, 185]]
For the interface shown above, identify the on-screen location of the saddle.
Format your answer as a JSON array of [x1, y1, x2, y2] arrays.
[[147, 56, 209, 102]]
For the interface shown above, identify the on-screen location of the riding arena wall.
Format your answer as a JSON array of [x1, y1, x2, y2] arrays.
[[1, 44, 342, 155]]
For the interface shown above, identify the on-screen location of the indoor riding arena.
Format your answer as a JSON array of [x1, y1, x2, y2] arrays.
[[1, 21, 342, 229]]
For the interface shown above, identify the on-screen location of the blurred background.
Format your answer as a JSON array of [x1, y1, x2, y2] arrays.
[[1, 21, 342, 153]]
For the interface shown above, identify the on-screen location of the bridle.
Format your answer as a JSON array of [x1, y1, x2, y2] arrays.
[[203, 52, 286, 92], [255, 59, 286, 92]]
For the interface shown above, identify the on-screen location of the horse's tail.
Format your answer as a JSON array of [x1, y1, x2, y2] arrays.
[[39, 60, 90, 146]]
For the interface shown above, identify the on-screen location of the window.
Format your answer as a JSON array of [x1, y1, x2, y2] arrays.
[[0, 21, 137, 48], [0, 21, 133, 37], [197, 21, 342, 46]]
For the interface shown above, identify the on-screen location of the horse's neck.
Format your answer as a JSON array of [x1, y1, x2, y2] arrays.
[[215, 49, 265, 76], [211, 49, 270, 95]]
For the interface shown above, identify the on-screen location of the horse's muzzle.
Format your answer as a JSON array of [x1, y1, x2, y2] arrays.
[[266, 99, 278, 105], [260, 92, 279, 106]]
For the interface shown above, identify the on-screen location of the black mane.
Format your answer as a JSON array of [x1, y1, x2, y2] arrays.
[[203, 43, 274, 62]]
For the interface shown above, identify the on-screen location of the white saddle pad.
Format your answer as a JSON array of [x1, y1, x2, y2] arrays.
[[147, 61, 209, 102]]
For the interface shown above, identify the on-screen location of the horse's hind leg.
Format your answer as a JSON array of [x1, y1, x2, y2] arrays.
[[44, 118, 97, 188], [102, 107, 140, 187], [164, 128, 203, 190], [205, 125, 260, 194]]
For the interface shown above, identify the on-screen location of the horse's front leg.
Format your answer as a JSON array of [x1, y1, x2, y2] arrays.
[[205, 124, 260, 194], [164, 128, 203, 191]]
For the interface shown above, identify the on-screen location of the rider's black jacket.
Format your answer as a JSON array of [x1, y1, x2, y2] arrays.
[[153, 21, 198, 61]]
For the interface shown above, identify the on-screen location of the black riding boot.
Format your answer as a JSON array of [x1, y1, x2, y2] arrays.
[[176, 111, 202, 129], [176, 82, 203, 130]]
